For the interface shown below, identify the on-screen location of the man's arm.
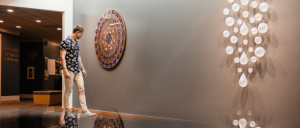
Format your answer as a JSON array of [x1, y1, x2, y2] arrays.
[[60, 50, 71, 79], [78, 53, 87, 77]]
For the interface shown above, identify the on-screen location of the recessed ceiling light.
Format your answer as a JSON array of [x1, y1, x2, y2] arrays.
[[16, 26, 21, 28], [0, 20, 3, 23], [57, 28, 62, 30], [36, 20, 41, 23], [7, 9, 13, 12]]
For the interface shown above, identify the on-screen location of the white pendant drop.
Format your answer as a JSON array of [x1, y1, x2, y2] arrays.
[[240, 52, 248, 65], [241, 0, 249, 5], [240, 22, 248, 35], [239, 73, 248, 87]]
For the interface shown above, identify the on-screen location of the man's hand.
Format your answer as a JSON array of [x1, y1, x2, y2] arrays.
[[64, 70, 71, 79], [82, 69, 87, 77]]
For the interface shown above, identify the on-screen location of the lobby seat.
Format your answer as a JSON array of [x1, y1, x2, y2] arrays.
[[33, 90, 62, 105]]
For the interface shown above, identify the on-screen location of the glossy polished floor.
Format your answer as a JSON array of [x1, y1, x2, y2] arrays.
[[0, 100, 62, 128], [0, 101, 208, 128]]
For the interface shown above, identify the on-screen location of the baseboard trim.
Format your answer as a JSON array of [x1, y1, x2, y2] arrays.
[[1, 95, 20, 101], [1, 100, 20, 103]]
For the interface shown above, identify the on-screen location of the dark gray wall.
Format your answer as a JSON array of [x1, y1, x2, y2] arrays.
[[73, 0, 300, 127], [1, 32, 20, 96]]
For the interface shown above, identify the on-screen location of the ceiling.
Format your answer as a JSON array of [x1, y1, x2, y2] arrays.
[[0, 5, 62, 41]]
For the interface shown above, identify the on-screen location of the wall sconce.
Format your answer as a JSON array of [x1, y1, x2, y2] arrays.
[[223, 0, 270, 87]]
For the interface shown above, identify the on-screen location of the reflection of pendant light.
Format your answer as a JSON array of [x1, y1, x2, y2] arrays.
[[239, 119, 247, 128], [247, 111, 252, 115], [237, 110, 241, 115], [239, 74, 247, 87]]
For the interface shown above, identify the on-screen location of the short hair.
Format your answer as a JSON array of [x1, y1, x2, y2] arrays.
[[73, 25, 84, 33]]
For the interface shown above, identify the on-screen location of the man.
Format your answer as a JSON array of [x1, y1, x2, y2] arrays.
[[60, 25, 96, 117]]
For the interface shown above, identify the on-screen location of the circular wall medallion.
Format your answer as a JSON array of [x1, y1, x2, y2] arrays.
[[95, 10, 126, 68]]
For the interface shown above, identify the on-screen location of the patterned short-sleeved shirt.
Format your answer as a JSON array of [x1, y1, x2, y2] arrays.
[[60, 36, 81, 73]]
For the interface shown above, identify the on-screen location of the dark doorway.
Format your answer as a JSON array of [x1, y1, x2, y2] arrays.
[[19, 42, 44, 94]]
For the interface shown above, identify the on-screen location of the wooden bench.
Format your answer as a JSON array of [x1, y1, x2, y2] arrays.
[[33, 90, 62, 105]]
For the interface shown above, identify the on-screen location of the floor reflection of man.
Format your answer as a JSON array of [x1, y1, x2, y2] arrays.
[[59, 109, 80, 128]]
